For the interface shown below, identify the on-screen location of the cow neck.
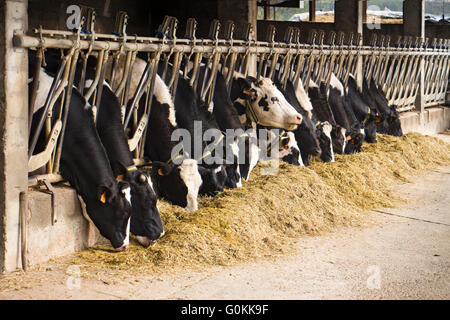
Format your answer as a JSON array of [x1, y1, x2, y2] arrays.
[[266, 130, 287, 157], [116, 165, 138, 182], [244, 99, 259, 124], [196, 133, 225, 161]]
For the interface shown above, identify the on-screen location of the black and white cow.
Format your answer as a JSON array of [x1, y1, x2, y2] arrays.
[[365, 78, 403, 137], [346, 75, 379, 143], [328, 74, 365, 154], [256, 125, 302, 166], [229, 74, 303, 175], [230, 74, 303, 131], [110, 56, 203, 211], [170, 73, 228, 196], [141, 74, 203, 212], [92, 80, 165, 247], [30, 69, 132, 250], [270, 77, 322, 165], [308, 80, 347, 155]]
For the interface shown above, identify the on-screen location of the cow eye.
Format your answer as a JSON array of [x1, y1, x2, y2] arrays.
[[271, 97, 279, 103]]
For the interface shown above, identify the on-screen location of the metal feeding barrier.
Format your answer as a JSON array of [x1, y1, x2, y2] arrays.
[[13, 8, 450, 187]]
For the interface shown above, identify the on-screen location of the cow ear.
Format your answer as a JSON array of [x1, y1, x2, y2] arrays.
[[152, 161, 173, 177], [235, 77, 252, 99], [97, 185, 112, 204]]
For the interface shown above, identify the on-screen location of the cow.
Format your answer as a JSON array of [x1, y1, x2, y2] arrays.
[[365, 78, 403, 137], [194, 67, 259, 186], [170, 72, 228, 196], [92, 80, 165, 247], [328, 74, 365, 154], [256, 125, 302, 166], [230, 74, 303, 131], [346, 75, 379, 143], [270, 77, 322, 165], [308, 80, 347, 156], [30, 68, 132, 250], [285, 78, 334, 164], [108, 56, 203, 211], [140, 74, 203, 212]]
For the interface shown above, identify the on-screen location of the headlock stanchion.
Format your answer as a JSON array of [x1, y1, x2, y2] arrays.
[[15, 9, 450, 186]]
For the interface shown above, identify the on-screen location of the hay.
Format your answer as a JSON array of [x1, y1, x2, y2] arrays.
[[308, 13, 403, 24], [69, 133, 450, 276]]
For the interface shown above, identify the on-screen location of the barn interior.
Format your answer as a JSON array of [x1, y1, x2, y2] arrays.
[[0, 0, 449, 273]]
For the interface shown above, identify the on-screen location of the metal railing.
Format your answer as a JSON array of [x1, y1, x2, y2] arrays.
[[13, 8, 450, 185]]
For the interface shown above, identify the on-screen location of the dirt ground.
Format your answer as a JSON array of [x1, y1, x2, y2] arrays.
[[0, 139, 449, 300]]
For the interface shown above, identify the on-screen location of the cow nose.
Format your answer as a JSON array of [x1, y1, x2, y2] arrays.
[[116, 244, 128, 251], [314, 148, 322, 156], [295, 114, 302, 124]]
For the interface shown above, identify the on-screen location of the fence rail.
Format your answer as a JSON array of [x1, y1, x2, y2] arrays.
[[14, 11, 450, 185]]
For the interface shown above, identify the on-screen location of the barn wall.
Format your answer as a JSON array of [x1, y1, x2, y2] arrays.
[[27, 0, 152, 36], [27, 0, 258, 41]]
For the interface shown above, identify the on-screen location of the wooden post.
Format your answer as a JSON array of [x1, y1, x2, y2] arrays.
[[309, 0, 316, 22]]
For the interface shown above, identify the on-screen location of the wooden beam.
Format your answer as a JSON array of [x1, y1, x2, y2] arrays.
[[363, 0, 367, 23], [309, 0, 316, 22]]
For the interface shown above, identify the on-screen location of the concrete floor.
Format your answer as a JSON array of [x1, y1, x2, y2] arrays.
[[0, 164, 448, 300]]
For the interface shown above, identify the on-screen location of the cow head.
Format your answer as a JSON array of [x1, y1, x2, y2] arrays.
[[198, 163, 228, 196], [121, 169, 164, 247], [364, 116, 378, 143], [344, 125, 365, 154], [238, 131, 260, 181], [83, 181, 133, 250], [151, 159, 202, 212], [279, 132, 302, 166], [331, 124, 347, 155], [224, 138, 243, 188], [386, 106, 403, 137], [316, 122, 335, 163], [233, 76, 302, 130], [296, 116, 322, 160]]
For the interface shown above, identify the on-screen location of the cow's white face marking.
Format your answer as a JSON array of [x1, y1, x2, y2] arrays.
[[121, 186, 132, 205], [330, 73, 345, 97], [341, 127, 347, 154], [179, 159, 202, 212], [294, 78, 313, 118], [33, 68, 55, 113], [229, 140, 243, 187], [322, 123, 335, 162], [154, 74, 177, 127], [146, 175, 154, 192], [117, 217, 130, 251]]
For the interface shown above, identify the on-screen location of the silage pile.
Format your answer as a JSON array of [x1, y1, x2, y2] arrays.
[[70, 133, 450, 274]]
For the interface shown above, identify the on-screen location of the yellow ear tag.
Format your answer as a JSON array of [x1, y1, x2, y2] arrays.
[[100, 192, 106, 204], [242, 89, 251, 96], [116, 174, 124, 182], [346, 135, 352, 141], [284, 145, 289, 150], [158, 168, 164, 176]]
